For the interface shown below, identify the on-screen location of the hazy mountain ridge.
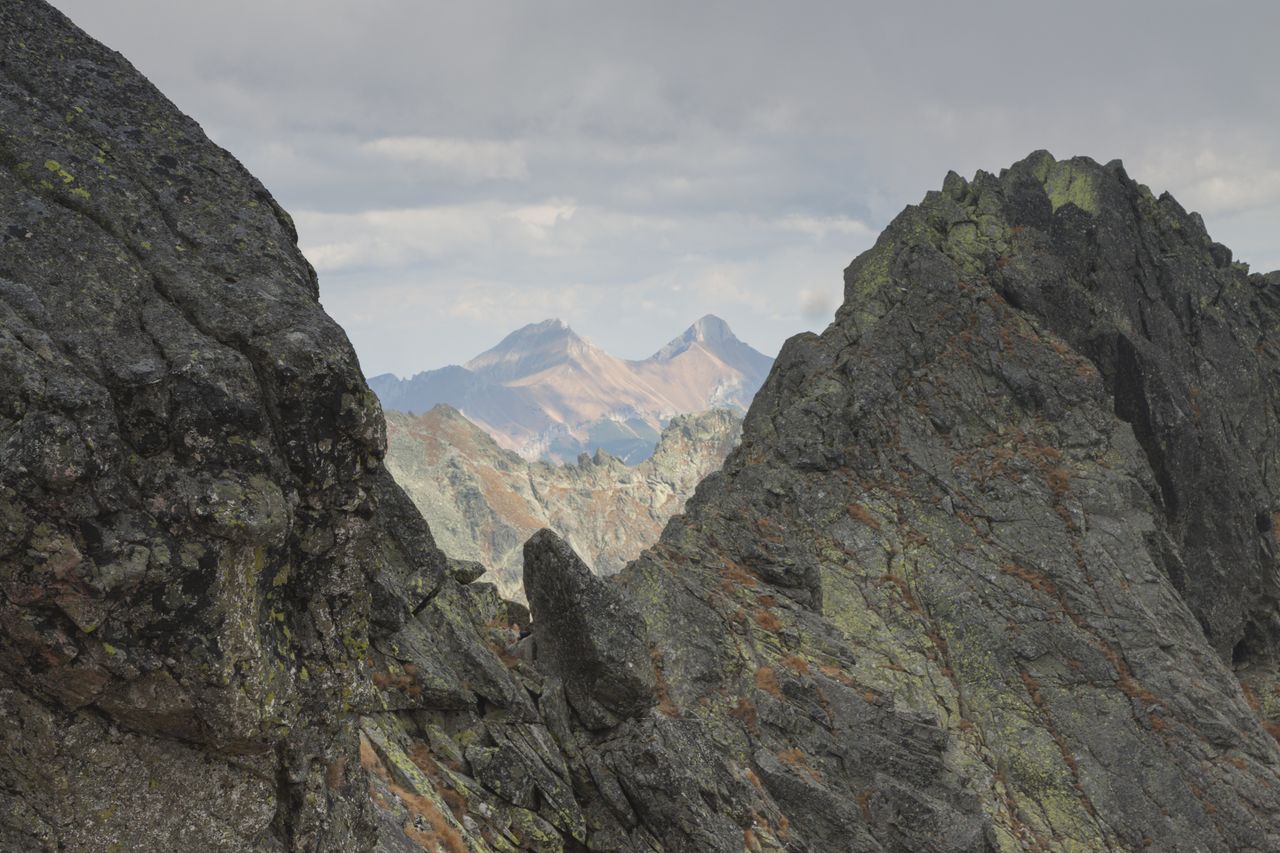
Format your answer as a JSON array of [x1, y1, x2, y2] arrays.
[[384, 405, 741, 600], [368, 314, 772, 463]]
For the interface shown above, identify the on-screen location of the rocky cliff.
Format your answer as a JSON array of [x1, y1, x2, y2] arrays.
[[5, 3, 1280, 851], [384, 405, 741, 601]]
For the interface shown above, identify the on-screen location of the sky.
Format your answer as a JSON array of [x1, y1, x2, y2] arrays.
[[50, 0, 1280, 378]]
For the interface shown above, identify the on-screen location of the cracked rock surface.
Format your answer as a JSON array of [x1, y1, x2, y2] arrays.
[[4, 2, 1280, 851]]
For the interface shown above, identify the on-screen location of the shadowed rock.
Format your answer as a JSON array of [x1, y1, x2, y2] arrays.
[[523, 529, 656, 728], [6, 1, 1280, 848]]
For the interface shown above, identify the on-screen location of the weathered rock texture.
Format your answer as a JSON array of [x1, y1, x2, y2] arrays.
[[613, 152, 1280, 850], [5, 2, 1280, 851], [0, 2, 440, 849], [384, 404, 741, 601]]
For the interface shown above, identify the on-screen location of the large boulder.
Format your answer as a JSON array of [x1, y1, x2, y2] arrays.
[[524, 528, 656, 728]]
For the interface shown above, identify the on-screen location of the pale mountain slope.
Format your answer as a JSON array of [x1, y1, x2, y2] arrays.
[[383, 404, 741, 599]]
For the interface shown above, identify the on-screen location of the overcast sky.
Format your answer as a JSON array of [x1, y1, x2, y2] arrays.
[[50, 0, 1280, 377]]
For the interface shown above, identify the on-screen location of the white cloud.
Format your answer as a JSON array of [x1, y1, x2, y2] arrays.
[[48, 0, 1280, 376], [362, 136, 529, 182], [775, 214, 871, 240], [1134, 136, 1280, 217]]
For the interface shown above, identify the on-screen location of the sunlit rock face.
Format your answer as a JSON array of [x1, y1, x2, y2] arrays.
[[5, 1, 1280, 849], [382, 404, 741, 600]]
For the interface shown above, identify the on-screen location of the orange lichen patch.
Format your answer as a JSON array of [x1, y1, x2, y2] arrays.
[[395, 784, 468, 853], [372, 668, 425, 699], [856, 789, 874, 821], [407, 743, 469, 821], [1000, 561, 1059, 596], [408, 742, 440, 776], [756, 516, 785, 543], [655, 673, 680, 718], [720, 558, 759, 590], [1101, 646, 1160, 707], [878, 573, 922, 615], [847, 502, 882, 530], [781, 655, 810, 674], [752, 609, 783, 632], [326, 754, 348, 790], [776, 748, 822, 783], [359, 734, 384, 775], [816, 663, 857, 688], [1045, 465, 1072, 497], [1241, 680, 1263, 712], [651, 646, 680, 717], [1019, 670, 1044, 708], [755, 666, 783, 698], [439, 787, 468, 823], [730, 696, 759, 734]]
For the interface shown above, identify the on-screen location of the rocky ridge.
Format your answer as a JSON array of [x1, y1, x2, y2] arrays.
[[3, 3, 1280, 851], [383, 405, 741, 601]]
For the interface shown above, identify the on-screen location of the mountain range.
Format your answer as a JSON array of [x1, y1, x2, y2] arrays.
[[384, 405, 741, 600], [368, 314, 772, 463], [12, 3, 1280, 851]]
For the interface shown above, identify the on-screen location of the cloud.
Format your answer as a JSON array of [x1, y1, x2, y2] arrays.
[[47, 0, 1280, 377], [362, 136, 529, 182], [1132, 137, 1280, 217], [799, 288, 835, 322]]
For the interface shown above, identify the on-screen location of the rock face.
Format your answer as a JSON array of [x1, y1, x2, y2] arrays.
[[384, 404, 741, 600], [613, 152, 1280, 851], [6, 3, 1280, 851], [369, 315, 771, 463], [523, 529, 656, 729], [0, 3, 443, 849]]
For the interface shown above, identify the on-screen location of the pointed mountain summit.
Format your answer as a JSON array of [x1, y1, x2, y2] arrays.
[[650, 314, 774, 395], [368, 315, 774, 462], [653, 314, 751, 360], [465, 318, 598, 382]]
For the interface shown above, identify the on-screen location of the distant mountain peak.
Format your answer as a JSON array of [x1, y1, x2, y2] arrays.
[[689, 314, 734, 341], [650, 315, 767, 369], [464, 318, 595, 380], [370, 315, 775, 462]]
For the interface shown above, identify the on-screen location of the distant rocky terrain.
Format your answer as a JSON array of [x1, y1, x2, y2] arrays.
[[7, 2, 1280, 852], [369, 314, 771, 463], [384, 405, 741, 600]]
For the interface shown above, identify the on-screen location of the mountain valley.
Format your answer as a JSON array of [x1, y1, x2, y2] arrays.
[[384, 405, 741, 600]]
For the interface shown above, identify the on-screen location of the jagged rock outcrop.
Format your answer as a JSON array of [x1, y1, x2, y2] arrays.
[[524, 529, 656, 729], [612, 151, 1280, 851], [6, 2, 1280, 850], [384, 405, 741, 600]]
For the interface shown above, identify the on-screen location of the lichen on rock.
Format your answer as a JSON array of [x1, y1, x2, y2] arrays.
[[5, 1, 1280, 850]]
